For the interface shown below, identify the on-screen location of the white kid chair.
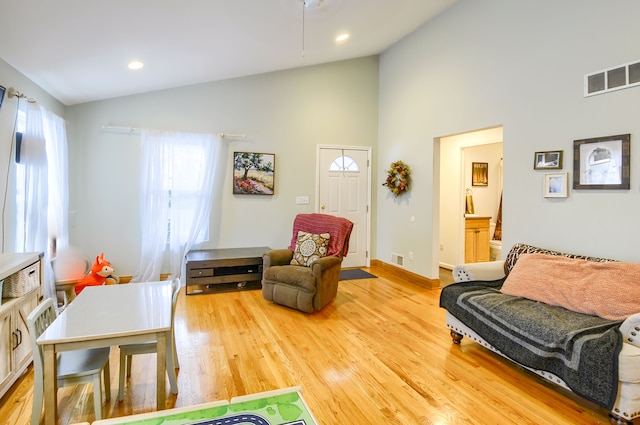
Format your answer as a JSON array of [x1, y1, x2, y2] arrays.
[[28, 298, 111, 425], [117, 278, 181, 401]]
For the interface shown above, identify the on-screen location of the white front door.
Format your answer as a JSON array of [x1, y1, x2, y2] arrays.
[[317, 146, 371, 268]]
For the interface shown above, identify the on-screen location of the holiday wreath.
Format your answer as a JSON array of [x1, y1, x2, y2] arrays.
[[382, 160, 411, 196]]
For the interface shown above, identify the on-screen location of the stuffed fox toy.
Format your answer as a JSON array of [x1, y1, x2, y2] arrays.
[[74, 253, 120, 295]]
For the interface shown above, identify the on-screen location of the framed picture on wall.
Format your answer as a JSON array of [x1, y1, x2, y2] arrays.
[[471, 162, 488, 186], [543, 172, 568, 198], [233, 152, 275, 195], [573, 134, 630, 190], [534, 150, 563, 170]]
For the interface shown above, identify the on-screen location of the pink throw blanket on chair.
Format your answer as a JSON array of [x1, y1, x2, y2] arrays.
[[289, 213, 354, 257]]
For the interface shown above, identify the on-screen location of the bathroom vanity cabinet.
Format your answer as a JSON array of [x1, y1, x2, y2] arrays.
[[464, 216, 490, 263]]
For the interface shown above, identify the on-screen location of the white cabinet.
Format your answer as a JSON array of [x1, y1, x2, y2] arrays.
[[0, 252, 43, 399]]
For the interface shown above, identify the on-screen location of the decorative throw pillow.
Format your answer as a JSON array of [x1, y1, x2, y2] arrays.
[[503, 243, 614, 276], [501, 253, 640, 320], [290, 231, 331, 267]]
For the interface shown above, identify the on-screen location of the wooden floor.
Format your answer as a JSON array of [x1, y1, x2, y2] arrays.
[[0, 265, 625, 425]]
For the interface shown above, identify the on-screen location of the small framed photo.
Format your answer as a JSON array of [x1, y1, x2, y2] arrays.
[[233, 152, 275, 195], [573, 134, 630, 190], [544, 172, 568, 198], [534, 150, 563, 170], [471, 162, 488, 186]]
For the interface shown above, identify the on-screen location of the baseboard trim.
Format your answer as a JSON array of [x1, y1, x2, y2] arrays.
[[370, 259, 440, 289]]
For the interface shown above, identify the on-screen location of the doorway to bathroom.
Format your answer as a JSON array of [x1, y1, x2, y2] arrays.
[[437, 126, 503, 270]]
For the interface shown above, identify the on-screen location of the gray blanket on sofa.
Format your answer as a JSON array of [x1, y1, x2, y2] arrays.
[[440, 279, 623, 409]]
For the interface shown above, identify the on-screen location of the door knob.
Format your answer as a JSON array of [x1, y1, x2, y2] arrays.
[[321, 205, 326, 210]]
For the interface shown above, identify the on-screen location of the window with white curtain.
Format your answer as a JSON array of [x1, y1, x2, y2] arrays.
[[132, 129, 221, 282], [12, 102, 68, 299], [166, 141, 209, 243], [14, 104, 68, 254], [14, 105, 26, 249]]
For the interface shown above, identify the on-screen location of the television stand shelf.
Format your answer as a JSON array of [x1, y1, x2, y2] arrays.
[[185, 247, 270, 295]]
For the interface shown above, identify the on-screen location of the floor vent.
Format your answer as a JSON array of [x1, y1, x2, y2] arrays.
[[585, 59, 640, 97], [391, 253, 404, 267]]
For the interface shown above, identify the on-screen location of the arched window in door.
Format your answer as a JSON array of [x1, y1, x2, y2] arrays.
[[329, 155, 359, 172]]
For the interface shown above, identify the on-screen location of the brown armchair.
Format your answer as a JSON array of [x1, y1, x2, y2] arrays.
[[262, 213, 353, 313]]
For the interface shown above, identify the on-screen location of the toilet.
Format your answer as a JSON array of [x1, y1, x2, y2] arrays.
[[489, 222, 502, 261]]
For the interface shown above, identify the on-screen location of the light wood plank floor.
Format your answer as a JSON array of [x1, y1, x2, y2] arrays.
[[0, 265, 625, 425]]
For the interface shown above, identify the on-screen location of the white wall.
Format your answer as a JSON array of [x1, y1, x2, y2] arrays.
[[65, 57, 379, 276], [379, 0, 640, 279]]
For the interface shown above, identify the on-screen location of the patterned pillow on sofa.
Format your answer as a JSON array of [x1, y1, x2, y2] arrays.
[[290, 231, 331, 267], [503, 243, 615, 276]]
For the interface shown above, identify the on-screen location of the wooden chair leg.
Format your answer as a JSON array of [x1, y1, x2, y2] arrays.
[[103, 360, 111, 401], [172, 334, 179, 369], [118, 350, 127, 401], [93, 373, 103, 420], [167, 339, 178, 394], [126, 355, 133, 376], [31, 379, 43, 425]]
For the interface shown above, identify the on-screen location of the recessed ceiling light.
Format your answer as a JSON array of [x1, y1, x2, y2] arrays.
[[128, 61, 144, 70], [335, 33, 350, 43]]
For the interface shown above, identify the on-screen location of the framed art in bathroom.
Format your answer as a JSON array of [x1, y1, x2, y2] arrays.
[[534, 150, 563, 170], [471, 162, 488, 186], [573, 134, 630, 190], [543, 172, 568, 198]]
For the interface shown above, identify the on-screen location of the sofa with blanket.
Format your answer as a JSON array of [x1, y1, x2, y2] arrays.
[[440, 243, 640, 424]]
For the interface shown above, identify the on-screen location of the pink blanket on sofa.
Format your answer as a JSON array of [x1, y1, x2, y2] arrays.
[[501, 253, 640, 320], [289, 213, 354, 257]]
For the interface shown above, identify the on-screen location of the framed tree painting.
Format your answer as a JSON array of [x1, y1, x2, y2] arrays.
[[233, 152, 275, 195]]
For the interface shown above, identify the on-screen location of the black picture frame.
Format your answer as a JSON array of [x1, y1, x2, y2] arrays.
[[534, 150, 563, 170], [233, 152, 275, 195], [573, 134, 630, 190]]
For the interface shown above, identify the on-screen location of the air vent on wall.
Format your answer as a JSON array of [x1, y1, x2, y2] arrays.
[[391, 252, 404, 267], [584, 59, 640, 97]]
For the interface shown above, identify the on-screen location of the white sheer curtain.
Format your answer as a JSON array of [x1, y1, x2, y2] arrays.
[[132, 129, 222, 282], [43, 109, 69, 250], [14, 103, 69, 299], [18, 103, 53, 298]]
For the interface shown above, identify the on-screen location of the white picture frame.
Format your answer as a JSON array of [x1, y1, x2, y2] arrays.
[[544, 172, 568, 198]]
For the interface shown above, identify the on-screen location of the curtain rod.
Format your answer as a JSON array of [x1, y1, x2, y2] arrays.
[[101, 125, 246, 140], [7, 87, 36, 103]]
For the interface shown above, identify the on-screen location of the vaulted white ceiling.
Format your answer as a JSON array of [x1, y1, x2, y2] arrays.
[[0, 0, 456, 106]]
